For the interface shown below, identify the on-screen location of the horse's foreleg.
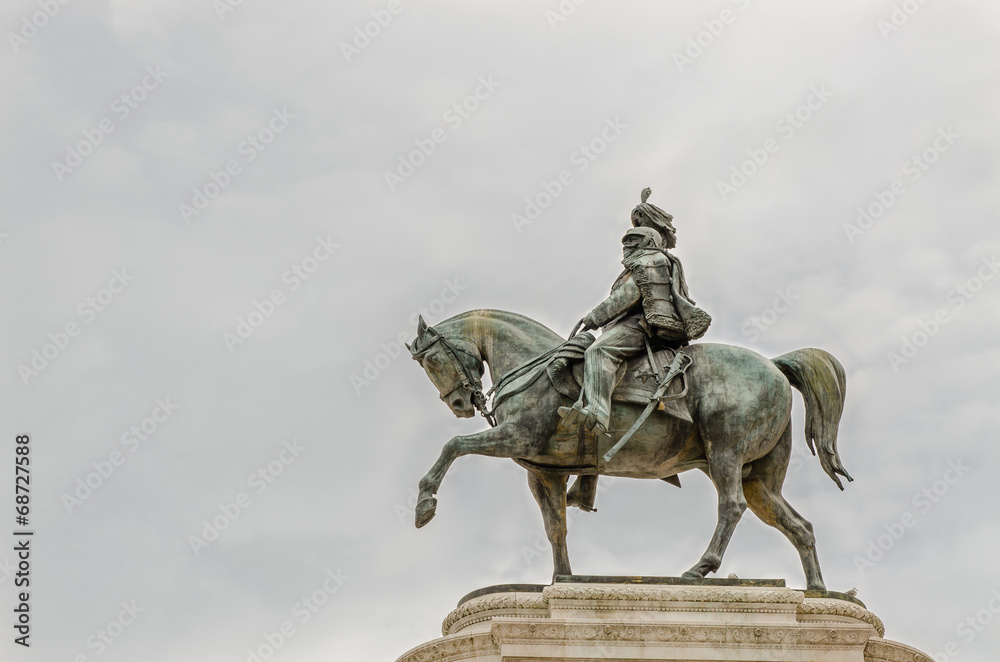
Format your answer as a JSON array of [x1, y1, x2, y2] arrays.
[[683, 452, 747, 578], [415, 423, 533, 528], [527, 470, 571, 580]]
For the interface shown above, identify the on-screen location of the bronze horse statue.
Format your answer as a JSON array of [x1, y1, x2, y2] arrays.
[[408, 309, 852, 590]]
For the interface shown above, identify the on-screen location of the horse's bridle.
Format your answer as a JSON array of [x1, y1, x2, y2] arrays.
[[412, 326, 496, 426]]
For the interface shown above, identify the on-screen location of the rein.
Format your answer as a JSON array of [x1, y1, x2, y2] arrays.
[[418, 326, 496, 427], [485, 322, 586, 408], [416, 325, 570, 428]]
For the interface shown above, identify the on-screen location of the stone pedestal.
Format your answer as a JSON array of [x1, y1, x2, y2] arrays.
[[395, 577, 932, 662]]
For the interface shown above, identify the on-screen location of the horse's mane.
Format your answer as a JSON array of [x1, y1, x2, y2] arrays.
[[437, 309, 565, 346]]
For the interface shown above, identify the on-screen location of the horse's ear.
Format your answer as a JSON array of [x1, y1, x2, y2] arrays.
[[405, 341, 419, 360], [417, 315, 429, 337]]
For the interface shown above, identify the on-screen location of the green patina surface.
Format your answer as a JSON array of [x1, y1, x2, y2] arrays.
[[411, 190, 852, 592]]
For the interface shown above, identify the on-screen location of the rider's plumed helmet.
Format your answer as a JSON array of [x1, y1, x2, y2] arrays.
[[621, 225, 662, 251], [631, 187, 676, 249]]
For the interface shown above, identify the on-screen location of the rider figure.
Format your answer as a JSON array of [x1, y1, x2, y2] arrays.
[[561, 189, 711, 435]]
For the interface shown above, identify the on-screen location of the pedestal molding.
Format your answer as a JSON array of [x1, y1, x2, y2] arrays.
[[800, 597, 885, 637], [443, 593, 548, 635], [491, 619, 872, 649], [399, 581, 931, 662], [864, 637, 935, 662], [396, 633, 495, 662], [543, 584, 804, 604]]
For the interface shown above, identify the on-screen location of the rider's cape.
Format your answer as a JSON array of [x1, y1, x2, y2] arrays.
[[590, 249, 711, 342]]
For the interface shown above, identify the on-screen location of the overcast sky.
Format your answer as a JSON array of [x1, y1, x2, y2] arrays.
[[2, 1, 999, 661]]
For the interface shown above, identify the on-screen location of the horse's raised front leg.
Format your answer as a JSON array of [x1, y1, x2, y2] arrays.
[[415, 422, 535, 528], [527, 470, 571, 580], [683, 452, 747, 579]]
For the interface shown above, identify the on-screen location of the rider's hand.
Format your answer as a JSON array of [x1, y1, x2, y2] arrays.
[[582, 313, 598, 330]]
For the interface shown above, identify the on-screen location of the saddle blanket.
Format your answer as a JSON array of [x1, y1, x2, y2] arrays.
[[547, 332, 693, 423]]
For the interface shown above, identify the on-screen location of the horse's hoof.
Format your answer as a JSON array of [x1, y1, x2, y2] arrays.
[[415, 496, 437, 528], [682, 570, 705, 580]]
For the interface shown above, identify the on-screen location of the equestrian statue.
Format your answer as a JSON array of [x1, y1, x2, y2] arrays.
[[406, 188, 853, 590]]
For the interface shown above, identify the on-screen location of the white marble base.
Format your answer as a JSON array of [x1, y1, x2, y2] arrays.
[[395, 580, 932, 662]]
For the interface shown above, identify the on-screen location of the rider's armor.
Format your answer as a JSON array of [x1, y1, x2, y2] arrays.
[[587, 248, 710, 344]]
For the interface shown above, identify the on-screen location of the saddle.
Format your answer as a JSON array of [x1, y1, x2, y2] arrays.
[[547, 332, 693, 424]]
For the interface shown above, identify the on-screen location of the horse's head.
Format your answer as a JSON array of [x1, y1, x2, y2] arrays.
[[408, 315, 483, 419]]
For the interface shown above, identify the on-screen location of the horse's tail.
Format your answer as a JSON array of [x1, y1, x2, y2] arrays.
[[772, 348, 853, 490]]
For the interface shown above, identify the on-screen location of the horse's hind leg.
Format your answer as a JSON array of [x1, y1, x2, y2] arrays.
[[527, 470, 571, 580], [683, 451, 747, 579], [743, 424, 826, 590]]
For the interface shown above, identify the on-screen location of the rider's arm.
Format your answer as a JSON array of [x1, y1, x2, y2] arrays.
[[583, 279, 641, 329]]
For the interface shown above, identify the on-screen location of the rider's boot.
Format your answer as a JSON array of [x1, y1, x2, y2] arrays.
[[558, 394, 588, 428], [583, 406, 609, 436], [558, 401, 607, 435]]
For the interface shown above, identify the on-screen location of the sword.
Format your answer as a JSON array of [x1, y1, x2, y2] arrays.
[[602, 352, 691, 463]]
